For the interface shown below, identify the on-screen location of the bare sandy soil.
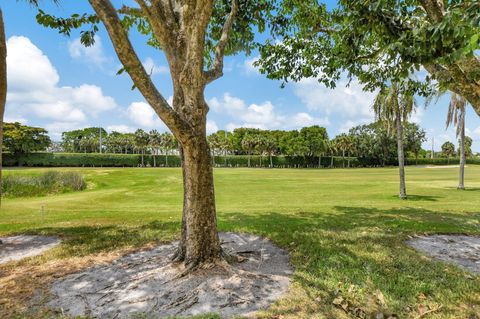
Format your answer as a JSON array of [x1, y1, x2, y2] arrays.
[[47, 232, 293, 319], [419, 165, 466, 169], [0, 235, 61, 264], [407, 235, 480, 274]]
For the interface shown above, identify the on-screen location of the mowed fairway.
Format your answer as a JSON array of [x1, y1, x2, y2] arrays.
[[1, 166, 480, 318]]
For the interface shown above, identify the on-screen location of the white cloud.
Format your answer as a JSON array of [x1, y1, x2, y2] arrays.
[[107, 125, 135, 133], [293, 77, 377, 120], [5, 36, 117, 136], [68, 35, 109, 68], [243, 56, 260, 75], [45, 122, 84, 141], [338, 118, 372, 134], [409, 106, 424, 124], [209, 93, 329, 131], [126, 102, 165, 129], [142, 57, 169, 75], [4, 115, 28, 124], [7, 36, 59, 91], [206, 120, 219, 134], [292, 112, 330, 127], [474, 126, 480, 138]]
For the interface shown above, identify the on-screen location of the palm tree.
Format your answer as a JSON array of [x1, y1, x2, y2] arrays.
[[160, 132, 176, 167], [441, 141, 456, 164], [263, 137, 277, 168], [134, 129, 149, 166], [149, 130, 162, 167], [373, 83, 415, 200], [446, 94, 467, 189], [333, 134, 354, 168], [241, 135, 257, 168], [327, 140, 337, 168]]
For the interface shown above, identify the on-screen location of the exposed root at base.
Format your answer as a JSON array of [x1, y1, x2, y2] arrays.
[[46, 232, 293, 319]]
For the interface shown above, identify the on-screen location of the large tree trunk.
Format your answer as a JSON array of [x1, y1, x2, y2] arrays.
[[173, 135, 222, 268], [0, 9, 5, 208], [396, 111, 407, 200], [87, 0, 239, 268], [458, 108, 465, 190]]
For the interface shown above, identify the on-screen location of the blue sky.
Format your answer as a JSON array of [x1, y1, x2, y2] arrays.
[[3, 1, 480, 152]]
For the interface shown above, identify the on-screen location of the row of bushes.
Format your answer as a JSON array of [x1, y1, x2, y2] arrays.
[[1, 171, 86, 198], [2, 153, 478, 168]]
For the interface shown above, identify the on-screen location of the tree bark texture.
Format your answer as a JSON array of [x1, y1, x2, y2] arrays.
[[0, 9, 6, 207], [88, 0, 238, 267], [396, 106, 407, 200], [458, 109, 465, 190]]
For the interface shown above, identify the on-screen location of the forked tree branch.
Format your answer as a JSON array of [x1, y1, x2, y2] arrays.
[[204, 0, 239, 84], [88, 0, 193, 138]]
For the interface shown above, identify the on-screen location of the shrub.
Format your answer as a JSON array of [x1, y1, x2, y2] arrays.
[[2, 152, 480, 168], [1, 171, 86, 198]]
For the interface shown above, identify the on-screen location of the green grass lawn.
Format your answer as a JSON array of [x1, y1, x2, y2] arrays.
[[1, 166, 480, 318]]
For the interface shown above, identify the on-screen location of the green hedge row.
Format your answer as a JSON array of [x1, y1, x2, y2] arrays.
[[2, 153, 182, 167], [2, 152, 479, 168]]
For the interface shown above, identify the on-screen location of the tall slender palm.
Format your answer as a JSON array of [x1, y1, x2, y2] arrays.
[[446, 94, 467, 189], [160, 132, 176, 167], [328, 140, 337, 168], [134, 129, 149, 166], [149, 130, 162, 167], [333, 134, 354, 168], [373, 83, 415, 200]]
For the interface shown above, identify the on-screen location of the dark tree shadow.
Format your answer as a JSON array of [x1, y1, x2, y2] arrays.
[[395, 194, 442, 201], [218, 207, 480, 317]]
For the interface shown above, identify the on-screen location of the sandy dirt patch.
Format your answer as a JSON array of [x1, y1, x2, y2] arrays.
[[47, 232, 293, 319], [0, 235, 61, 264], [407, 235, 480, 274], [418, 165, 465, 169]]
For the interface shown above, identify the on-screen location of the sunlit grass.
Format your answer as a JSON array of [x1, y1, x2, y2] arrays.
[[1, 166, 479, 318]]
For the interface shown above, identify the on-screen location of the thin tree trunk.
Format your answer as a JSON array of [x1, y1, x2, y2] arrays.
[[458, 110, 465, 189], [270, 154, 273, 168], [318, 155, 321, 168], [396, 111, 407, 200], [247, 152, 251, 167], [342, 150, 345, 168], [172, 139, 222, 268], [165, 150, 169, 167], [153, 151, 156, 167], [0, 9, 6, 208], [330, 155, 334, 168], [347, 153, 350, 168]]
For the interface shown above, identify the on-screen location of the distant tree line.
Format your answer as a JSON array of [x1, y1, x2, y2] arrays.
[[1, 122, 476, 167]]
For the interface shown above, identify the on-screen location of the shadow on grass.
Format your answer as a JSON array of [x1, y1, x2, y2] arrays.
[[402, 194, 442, 201], [24, 220, 181, 258], [219, 207, 480, 317], [13, 207, 480, 318]]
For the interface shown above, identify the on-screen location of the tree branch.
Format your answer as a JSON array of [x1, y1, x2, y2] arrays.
[[419, 0, 445, 23], [88, 0, 193, 137], [204, 0, 239, 84]]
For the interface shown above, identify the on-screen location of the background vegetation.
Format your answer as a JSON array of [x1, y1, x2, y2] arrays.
[[1, 170, 86, 197]]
